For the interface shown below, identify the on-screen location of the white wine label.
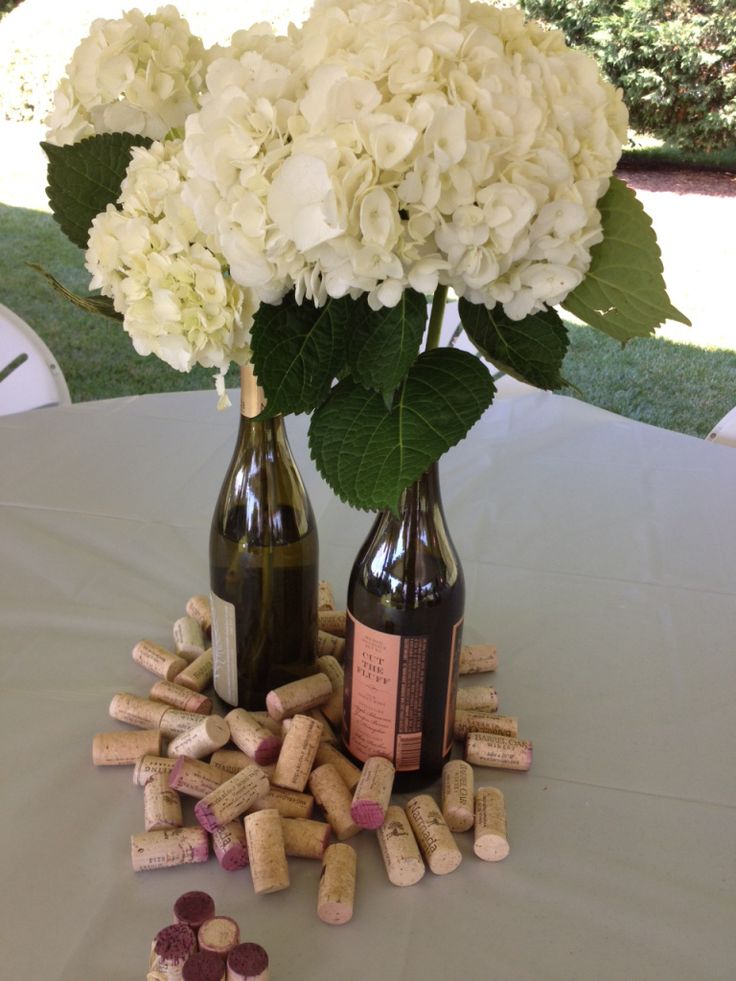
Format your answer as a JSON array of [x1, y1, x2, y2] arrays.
[[344, 614, 428, 772], [210, 591, 238, 706], [443, 619, 463, 756]]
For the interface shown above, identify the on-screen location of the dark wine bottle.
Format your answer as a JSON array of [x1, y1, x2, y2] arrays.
[[210, 365, 318, 709], [343, 462, 464, 790]]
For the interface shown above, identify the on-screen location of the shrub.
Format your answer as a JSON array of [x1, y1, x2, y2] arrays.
[[520, 0, 736, 152]]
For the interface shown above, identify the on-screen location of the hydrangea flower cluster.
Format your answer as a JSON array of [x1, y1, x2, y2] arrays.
[[45, 0, 630, 390], [183, 0, 628, 318], [45, 5, 208, 146], [85, 140, 256, 402]]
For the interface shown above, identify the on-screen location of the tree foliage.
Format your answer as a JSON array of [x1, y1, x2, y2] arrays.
[[520, 0, 736, 151]]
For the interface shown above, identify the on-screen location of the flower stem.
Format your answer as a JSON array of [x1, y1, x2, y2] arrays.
[[425, 285, 448, 352]]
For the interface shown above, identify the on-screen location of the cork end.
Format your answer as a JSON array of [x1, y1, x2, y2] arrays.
[[473, 834, 510, 862], [350, 799, 386, 830]]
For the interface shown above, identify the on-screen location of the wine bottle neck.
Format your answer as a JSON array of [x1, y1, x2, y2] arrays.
[[396, 462, 442, 515], [240, 363, 267, 418]]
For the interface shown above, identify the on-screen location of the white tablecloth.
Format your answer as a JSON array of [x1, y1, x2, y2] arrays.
[[1, 384, 734, 980]]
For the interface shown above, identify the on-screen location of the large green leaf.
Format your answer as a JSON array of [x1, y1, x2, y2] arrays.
[[28, 263, 123, 321], [458, 298, 569, 388], [42, 133, 152, 250], [347, 289, 427, 396], [250, 294, 351, 416], [309, 347, 495, 511], [562, 176, 690, 342]]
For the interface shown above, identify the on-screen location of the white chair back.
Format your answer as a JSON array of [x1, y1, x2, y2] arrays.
[[0, 302, 71, 415], [706, 406, 736, 448]]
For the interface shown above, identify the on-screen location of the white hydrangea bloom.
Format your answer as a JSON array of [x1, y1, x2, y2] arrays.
[[183, 0, 627, 319], [45, 6, 209, 146], [85, 141, 256, 389]]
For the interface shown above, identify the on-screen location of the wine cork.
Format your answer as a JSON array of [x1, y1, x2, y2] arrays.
[[272, 714, 323, 792], [150, 680, 212, 715], [308, 764, 361, 841], [317, 609, 347, 636], [210, 749, 255, 775], [225, 708, 282, 765], [454, 711, 518, 740], [376, 805, 426, 887], [175, 649, 214, 693], [186, 594, 212, 633], [169, 756, 229, 799], [281, 817, 331, 859], [314, 743, 362, 791], [173, 891, 215, 931], [266, 673, 332, 722], [198, 917, 240, 958], [458, 643, 498, 674], [318, 580, 335, 610], [109, 691, 169, 729], [244, 808, 290, 894], [406, 794, 462, 875], [350, 756, 395, 829], [316, 630, 345, 660], [182, 950, 226, 981], [160, 707, 212, 738], [173, 615, 206, 660], [153, 923, 197, 977], [212, 819, 250, 870], [131, 826, 209, 871], [456, 685, 499, 713], [282, 708, 335, 743], [465, 733, 533, 770], [441, 760, 474, 832], [166, 716, 230, 759], [194, 763, 270, 832], [474, 787, 510, 861], [134, 754, 176, 786], [227, 943, 269, 981], [315, 655, 344, 727], [133, 640, 189, 682], [92, 728, 162, 766], [248, 711, 282, 736], [144, 772, 184, 831], [317, 842, 356, 925], [248, 785, 315, 819]]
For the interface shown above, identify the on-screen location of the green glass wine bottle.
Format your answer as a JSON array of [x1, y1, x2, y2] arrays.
[[343, 462, 464, 790], [209, 364, 318, 709]]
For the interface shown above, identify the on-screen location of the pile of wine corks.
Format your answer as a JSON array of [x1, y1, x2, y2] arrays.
[[92, 582, 532, 931], [148, 891, 268, 980]]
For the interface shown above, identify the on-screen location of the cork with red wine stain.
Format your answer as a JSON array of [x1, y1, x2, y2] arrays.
[[173, 891, 215, 932], [212, 820, 250, 870], [194, 763, 269, 832], [182, 950, 226, 981], [225, 708, 282, 765], [227, 942, 270, 981], [153, 922, 197, 972], [350, 756, 395, 829]]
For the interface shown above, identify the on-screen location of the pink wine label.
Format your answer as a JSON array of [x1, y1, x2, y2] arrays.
[[210, 591, 238, 706], [344, 614, 428, 772]]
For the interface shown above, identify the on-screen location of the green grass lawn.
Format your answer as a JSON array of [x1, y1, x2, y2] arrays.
[[2, 200, 735, 437]]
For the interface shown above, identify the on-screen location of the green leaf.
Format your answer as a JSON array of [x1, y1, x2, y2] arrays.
[[562, 176, 690, 343], [347, 289, 427, 397], [458, 299, 569, 389], [42, 133, 152, 250], [28, 263, 123, 320], [250, 293, 351, 416], [309, 347, 495, 511]]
